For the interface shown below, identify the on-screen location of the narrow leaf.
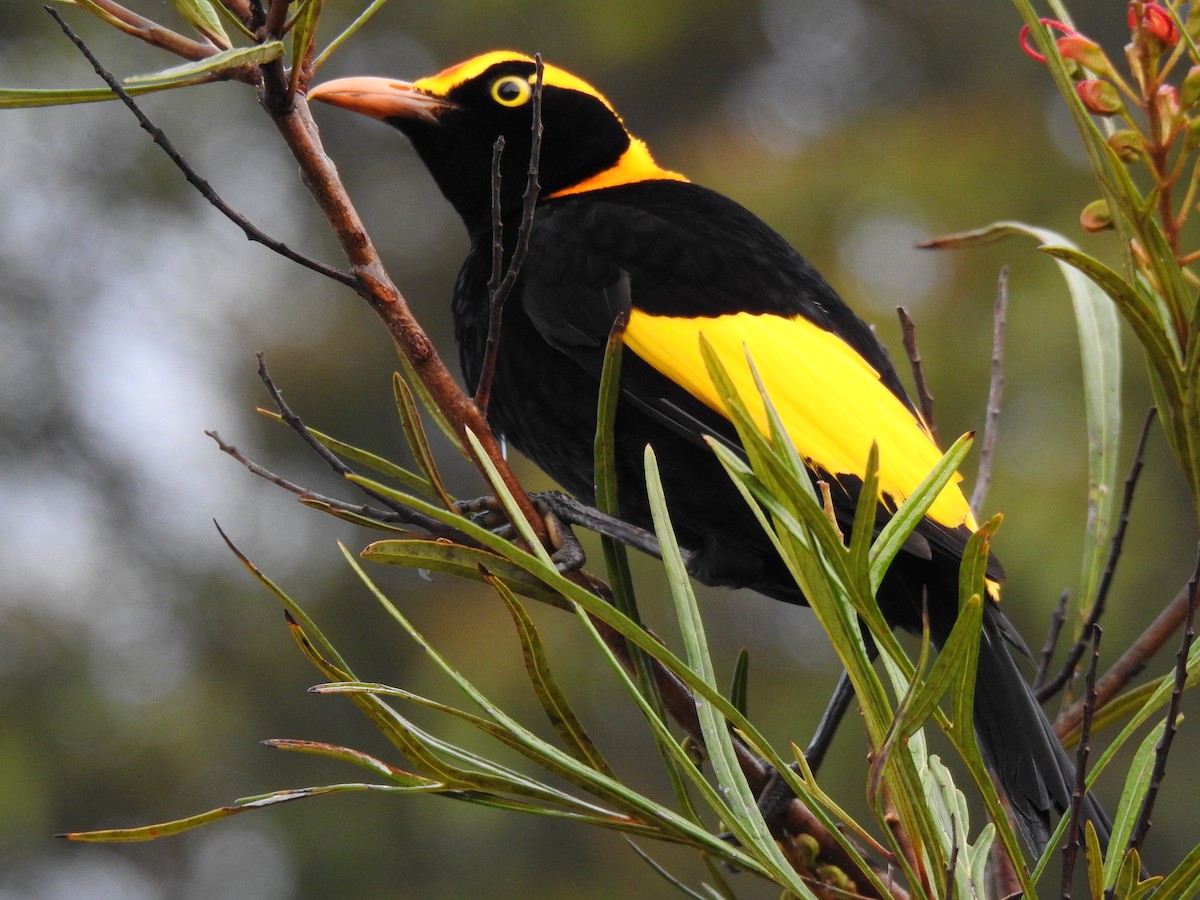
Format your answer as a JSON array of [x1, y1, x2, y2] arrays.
[[489, 573, 614, 776]]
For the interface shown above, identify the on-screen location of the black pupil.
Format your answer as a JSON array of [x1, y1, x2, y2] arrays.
[[497, 79, 522, 102]]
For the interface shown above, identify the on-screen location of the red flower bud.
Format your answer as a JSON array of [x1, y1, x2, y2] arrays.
[[1020, 18, 1076, 63], [1076, 79, 1124, 116], [1056, 34, 1114, 75], [1080, 199, 1114, 233]]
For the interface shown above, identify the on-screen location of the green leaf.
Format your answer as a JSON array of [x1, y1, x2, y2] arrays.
[[870, 432, 975, 594], [392, 372, 453, 506], [1153, 839, 1200, 900], [257, 407, 435, 497], [924, 220, 1123, 635], [261, 739, 438, 787], [124, 43, 285, 86], [289, 0, 325, 95], [1104, 721, 1165, 890], [361, 538, 569, 609], [462, 428, 554, 568], [729, 648, 750, 717], [59, 783, 428, 843], [489, 573, 614, 777], [0, 83, 186, 108], [313, 0, 393, 71], [169, 0, 231, 48], [643, 446, 819, 899]]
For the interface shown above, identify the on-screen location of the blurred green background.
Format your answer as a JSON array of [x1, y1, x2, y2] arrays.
[[2, 1, 1197, 897]]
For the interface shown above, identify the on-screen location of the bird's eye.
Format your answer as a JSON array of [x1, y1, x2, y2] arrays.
[[490, 75, 532, 107]]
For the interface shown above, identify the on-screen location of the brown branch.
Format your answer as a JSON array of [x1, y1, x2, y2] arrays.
[[1039, 408, 1156, 704], [1055, 581, 1194, 739], [264, 93, 546, 535], [897, 307, 936, 443], [68, 0, 217, 61], [263, 0, 289, 39], [1060, 624, 1102, 900], [970, 266, 1008, 518], [475, 55, 545, 416], [1127, 545, 1200, 852]]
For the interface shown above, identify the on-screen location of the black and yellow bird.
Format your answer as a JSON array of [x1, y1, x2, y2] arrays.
[[309, 51, 1108, 854]]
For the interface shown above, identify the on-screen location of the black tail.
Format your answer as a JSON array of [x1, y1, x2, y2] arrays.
[[972, 603, 1112, 855]]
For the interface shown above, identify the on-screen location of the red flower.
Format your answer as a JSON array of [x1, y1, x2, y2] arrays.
[[1129, 2, 1181, 46]]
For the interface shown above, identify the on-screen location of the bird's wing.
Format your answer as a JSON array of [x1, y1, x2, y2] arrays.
[[521, 188, 997, 575]]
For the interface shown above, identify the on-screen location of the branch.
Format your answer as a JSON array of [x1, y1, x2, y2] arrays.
[[970, 266, 1008, 518], [1033, 589, 1070, 691], [1039, 408, 1156, 704], [47, 8, 354, 286], [897, 307, 937, 443], [1060, 624, 1102, 900], [204, 429, 468, 541], [1055, 580, 1195, 739], [475, 55, 545, 415], [66, 0, 218, 61], [1127, 544, 1200, 852]]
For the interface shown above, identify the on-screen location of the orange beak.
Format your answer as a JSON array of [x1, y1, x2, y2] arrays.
[[306, 76, 453, 122]]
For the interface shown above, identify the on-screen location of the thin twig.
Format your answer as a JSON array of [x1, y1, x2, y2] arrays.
[[46, 7, 355, 287], [1038, 408, 1156, 703], [475, 55, 545, 415], [1057, 581, 1195, 739], [897, 307, 936, 442], [970, 266, 1008, 518], [1034, 589, 1071, 690], [1060, 624, 1101, 900], [944, 814, 959, 900], [205, 428, 462, 539], [1127, 544, 1200, 852]]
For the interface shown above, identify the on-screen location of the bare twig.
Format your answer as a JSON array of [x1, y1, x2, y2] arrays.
[[897, 307, 937, 442], [475, 55, 545, 416], [205, 428, 466, 540], [1039, 408, 1156, 704], [970, 266, 1008, 518], [1057, 581, 1196, 739], [1127, 544, 1200, 852], [1060, 624, 1101, 900], [47, 8, 355, 287], [1033, 589, 1071, 690]]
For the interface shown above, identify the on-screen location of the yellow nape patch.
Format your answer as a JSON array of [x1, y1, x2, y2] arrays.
[[623, 310, 976, 530], [414, 51, 617, 110], [547, 138, 689, 198]]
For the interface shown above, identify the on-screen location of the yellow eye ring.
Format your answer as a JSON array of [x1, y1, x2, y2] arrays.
[[490, 75, 532, 107]]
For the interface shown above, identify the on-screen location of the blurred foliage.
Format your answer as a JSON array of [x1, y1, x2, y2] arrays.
[[2, 0, 1200, 897]]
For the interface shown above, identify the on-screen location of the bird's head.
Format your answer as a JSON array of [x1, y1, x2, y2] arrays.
[[308, 51, 684, 230]]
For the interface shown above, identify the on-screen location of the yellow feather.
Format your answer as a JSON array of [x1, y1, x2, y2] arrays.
[[623, 310, 976, 530]]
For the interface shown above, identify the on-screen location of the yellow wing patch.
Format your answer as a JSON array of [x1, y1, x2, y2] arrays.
[[623, 310, 976, 530]]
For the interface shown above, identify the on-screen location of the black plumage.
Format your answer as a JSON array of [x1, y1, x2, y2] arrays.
[[309, 52, 1110, 855]]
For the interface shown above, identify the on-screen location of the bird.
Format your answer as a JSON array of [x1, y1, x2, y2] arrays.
[[308, 51, 1109, 856]]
